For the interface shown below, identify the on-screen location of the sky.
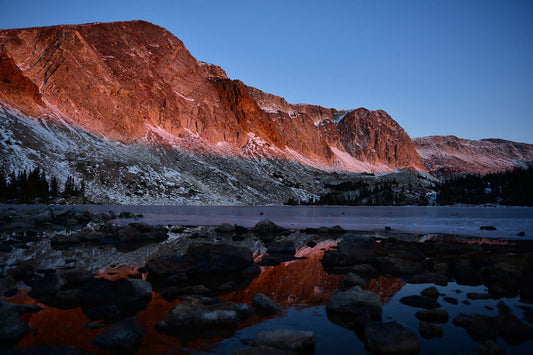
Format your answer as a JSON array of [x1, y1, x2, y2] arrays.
[[1, 0, 532, 143]]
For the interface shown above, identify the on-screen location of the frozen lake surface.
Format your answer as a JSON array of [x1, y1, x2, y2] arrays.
[[75, 205, 533, 240]]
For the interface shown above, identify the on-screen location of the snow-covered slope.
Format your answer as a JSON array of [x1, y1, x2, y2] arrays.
[[0, 103, 343, 204]]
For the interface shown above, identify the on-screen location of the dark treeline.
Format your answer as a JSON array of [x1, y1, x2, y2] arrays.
[[287, 166, 533, 206], [0, 167, 85, 203], [437, 166, 533, 206], [287, 180, 429, 206]]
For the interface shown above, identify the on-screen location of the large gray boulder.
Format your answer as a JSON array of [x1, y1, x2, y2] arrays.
[[156, 296, 252, 340], [326, 286, 382, 329]]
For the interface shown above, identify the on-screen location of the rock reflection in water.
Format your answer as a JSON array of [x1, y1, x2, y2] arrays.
[[6, 242, 407, 354]]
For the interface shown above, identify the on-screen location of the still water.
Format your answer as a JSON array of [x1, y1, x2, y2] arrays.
[[77, 205, 533, 240]]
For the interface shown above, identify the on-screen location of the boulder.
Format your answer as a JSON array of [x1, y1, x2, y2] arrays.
[[58, 269, 95, 288], [321, 235, 385, 270], [156, 296, 251, 340], [79, 278, 152, 320], [215, 223, 235, 234], [364, 321, 421, 355], [453, 314, 498, 341], [27, 273, 66, 304], [0, 308, 32, 346], [252, 220, 287, 242], [186, 243, 256, 273], [160, 286, 180, 302], [374, 256, 426, 276], [415, 309, 449, 323], [253, 293, 282, 315], [267, 240, 296, 256], [326, 286, 382, 329], [400, 295, 441, 309], [405, 272, 449, 286], [419, 322, 443, 339], [253, 329, 315, 353], [342, 272, 367, 288], [145, 254, 200, 278], [91, 317, 146, 351], [146, 243, 260, 293], [420, 286, 440, 299], [496, 301, 533, 345], [0, 300, 41, 315]]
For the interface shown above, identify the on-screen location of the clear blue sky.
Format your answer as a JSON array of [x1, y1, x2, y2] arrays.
[[1, 0, 532, 143]]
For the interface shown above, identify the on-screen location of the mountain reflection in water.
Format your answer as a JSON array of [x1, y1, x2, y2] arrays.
[[9, 242, 405, 354]]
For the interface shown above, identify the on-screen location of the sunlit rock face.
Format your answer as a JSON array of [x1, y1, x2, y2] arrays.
[[338, 108, 425, 170], [0, 20, 424, 173], [413, 135, 533, 175]]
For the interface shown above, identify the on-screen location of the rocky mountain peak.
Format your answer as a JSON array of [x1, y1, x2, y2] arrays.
[[0, 20, 425, 173]]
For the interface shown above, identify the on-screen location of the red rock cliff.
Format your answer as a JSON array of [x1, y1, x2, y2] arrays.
[[0, 20, 424, 172]]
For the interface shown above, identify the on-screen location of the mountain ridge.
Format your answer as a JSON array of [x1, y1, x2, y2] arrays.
[[413, 135, 533, 175], [0, 20, 424, 172]]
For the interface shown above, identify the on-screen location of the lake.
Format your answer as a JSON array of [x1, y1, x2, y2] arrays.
[[75, 205, 533, 240]]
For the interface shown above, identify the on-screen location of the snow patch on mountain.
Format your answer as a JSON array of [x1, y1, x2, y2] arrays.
[[329, 146, 391, 173]]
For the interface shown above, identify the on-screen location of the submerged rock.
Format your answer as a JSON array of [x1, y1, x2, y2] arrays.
[[79, 278, 152, 320], [91, 317, 146, 351], [466, 292, 491, 300], [0, 308, 32, 347], [472, 340, 505, 355], [326, 286, 382, 329], [453, 301, 533, 344], [253, 293, 282, 315], [400, 295, 441, 309], [146, 243, 260, 293], [453, 314, 499, 341], [420, 286, 440, 299], [415, 309, 449, 323], [342, 272, 367, 288], [0, 300, 41, 315], [496, 300, 533, 345], [364, 321, 421, 355], [253, 329, 316, 353], [156, 296, 252, 340], [419, 322, 443, 339], [321, 235, 385, 271]]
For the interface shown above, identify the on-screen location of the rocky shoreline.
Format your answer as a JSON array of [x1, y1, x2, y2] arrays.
[[1, 206, 533, 354]]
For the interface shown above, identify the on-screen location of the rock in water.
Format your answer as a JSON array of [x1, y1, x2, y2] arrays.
[[253, 293, 282, 315], [420, 286, 440, 299], [156, 296, 251, 341], [342, 272, 367, 288], [400, 295, 441, 309], [91, 317, 146, 351], [415, 309, 449, 323], [326, 286, 382, 329], [496, 300, 533, 345], [419, 322, 443, 339], [364, 321, 421, 354], [253, 329, 316, 353], [0, 308, 33, 346]]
